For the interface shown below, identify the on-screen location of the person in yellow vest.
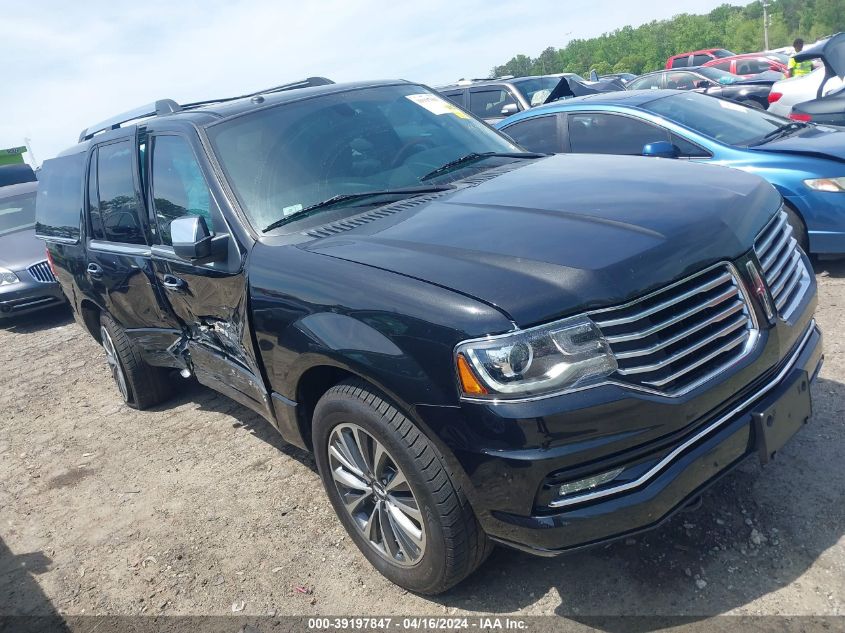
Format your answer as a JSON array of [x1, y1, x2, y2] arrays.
[[788, 39, 814, 78]]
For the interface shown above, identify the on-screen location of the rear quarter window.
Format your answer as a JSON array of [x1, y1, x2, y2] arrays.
[[35, 153, 86, 243]]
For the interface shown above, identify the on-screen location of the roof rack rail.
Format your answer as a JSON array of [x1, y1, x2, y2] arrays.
[[179, 76, 334, 110], [77, 77, 335, 143], [78, 99, 180, 143]]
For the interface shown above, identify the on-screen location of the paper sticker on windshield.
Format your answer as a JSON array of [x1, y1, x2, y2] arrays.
[[283, 203, 303, 217], [406, 93, 469, 118]]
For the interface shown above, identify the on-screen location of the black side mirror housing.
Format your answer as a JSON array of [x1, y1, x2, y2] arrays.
[[171, 216, 226, 262], [642, 141, 680, 159]]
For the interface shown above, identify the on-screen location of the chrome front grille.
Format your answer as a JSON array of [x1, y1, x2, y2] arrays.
[[27, 261, 56, 283], [592, 265, 758, 395], [754, 209, 811, 322]]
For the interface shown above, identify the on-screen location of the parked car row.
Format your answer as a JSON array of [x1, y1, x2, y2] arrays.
[[496, 89, 845, 256], [34, 70, 821, 594], [0, 165, 65, 320]]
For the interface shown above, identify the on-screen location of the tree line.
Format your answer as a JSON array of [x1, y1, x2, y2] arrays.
[[492, 0, 845, 78]]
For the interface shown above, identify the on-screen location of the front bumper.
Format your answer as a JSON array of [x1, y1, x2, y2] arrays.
[[0, 273, 66, 319], [419, 317, 822, 555]]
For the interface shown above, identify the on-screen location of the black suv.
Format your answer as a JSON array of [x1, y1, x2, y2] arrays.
[[37, 78, 822, 594]]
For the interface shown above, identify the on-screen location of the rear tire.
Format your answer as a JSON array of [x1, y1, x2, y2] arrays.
[[99, 313, 173, 410], [313, 379, 491, 594]]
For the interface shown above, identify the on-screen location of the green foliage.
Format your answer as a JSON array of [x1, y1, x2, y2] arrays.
[[492, 0, 845, 78]]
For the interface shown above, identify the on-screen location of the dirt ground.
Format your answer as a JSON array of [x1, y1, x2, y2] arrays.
[[1, 262, 843, 622]]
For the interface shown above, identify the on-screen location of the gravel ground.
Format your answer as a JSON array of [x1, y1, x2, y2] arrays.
[[1, 262, 843, 621]]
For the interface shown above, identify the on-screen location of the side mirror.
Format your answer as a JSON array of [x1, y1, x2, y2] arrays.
[[770, 64, 781, 72], [171, 215, 217, 261], [500, 103, 519, 116], [642, 141, 680, 159], [590, 69, 599, 82]]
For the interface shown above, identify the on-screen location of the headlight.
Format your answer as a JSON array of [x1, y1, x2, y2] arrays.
[[455, 315, 617, 399], [0, 267, 19, 286], [804, 177, 845, 192]]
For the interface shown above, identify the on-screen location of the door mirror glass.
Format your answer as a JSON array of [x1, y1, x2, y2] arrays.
[[500, 103, 519, 116], [171, 215, 213, 260], [642, 141, 680, 159]]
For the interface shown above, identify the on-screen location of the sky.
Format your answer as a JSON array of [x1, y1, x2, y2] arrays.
[[3, 0, 751, 162]]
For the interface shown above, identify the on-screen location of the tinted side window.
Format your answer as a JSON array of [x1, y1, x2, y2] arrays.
[[692, 54, 711, 66], [629, 75, 662, 90], [710, 60, 732, 72], [568, 113, 669, 155], [670, 57, 688, 68], [87, 148, 104, 239], [151, 136, 213, 246], [442, 91, 464, 106], [666, 72, 700, 90], [35, 153, 86, 242], [671, 133, 711, 158], [502, 116, 560, 153], [468, 89, 517, 118], [96, 141, 145, 244]]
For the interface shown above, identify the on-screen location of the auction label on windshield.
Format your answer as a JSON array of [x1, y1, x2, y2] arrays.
[[406, 93, 469, 118]]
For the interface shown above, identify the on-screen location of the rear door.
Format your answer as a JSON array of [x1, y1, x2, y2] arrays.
[[84, 134, 170, 331], [145, 131, 272, 420]]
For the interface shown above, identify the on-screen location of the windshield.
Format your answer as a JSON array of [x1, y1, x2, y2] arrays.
[[696, 66, 740, 84], [513, 77, 563, 106], [0, 191, 36, 236], [207, 84, 519, 231], [713, 49, 735, 58], [642, 92, 791, 146]]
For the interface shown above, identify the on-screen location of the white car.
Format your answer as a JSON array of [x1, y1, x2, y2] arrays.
[[768, 65, 844, 116]]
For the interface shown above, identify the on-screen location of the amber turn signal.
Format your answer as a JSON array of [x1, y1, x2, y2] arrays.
[[456, 353, 488, 396]]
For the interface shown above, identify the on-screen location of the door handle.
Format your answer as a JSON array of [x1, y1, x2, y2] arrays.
[[86, 262, 103, 279], [162, 274, 186, 291]]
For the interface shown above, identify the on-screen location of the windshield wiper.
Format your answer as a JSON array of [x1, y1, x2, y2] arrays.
[[420, 152, 543, 182], [262, 185, 454, 232], [753, 121, 809, 146]]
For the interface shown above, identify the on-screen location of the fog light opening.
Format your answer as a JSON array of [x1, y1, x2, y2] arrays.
[[558, 466, 625, 498]]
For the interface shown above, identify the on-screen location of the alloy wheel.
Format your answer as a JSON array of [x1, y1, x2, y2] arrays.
[[327, 423, 426, 567], [100, 326, 129, 402]]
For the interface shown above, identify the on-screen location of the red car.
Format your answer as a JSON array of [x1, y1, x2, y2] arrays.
[[665, 48, 734, 69], [703, 54, 787, 77]]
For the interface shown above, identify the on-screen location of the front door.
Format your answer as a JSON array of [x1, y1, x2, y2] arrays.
[[145, 132, 272, 420]]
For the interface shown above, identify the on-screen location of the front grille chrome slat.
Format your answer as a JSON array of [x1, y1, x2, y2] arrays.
[[753, 209, 811, 322], [591, 264, 757, 396], [613, 305, 745, 360], [616, 316, 748, 376], [27, 261, 56, 284], [593, 272, 732, 328], [640, 331, 750, 388], [601, 286, 740, 344]]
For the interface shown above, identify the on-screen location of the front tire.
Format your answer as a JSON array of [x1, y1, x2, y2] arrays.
[[99, 313, 173, 409], [784, 205, 810, 253], [313, 380, 491, 594]]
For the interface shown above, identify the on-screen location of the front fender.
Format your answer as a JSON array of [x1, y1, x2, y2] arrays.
[[278, 311, 450, 407]]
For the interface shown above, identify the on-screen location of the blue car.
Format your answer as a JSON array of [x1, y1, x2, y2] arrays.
[[496, 89, 845, 255]]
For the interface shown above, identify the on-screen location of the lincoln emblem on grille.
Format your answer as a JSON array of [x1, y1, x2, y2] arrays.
[[746, 260, 775, 325]]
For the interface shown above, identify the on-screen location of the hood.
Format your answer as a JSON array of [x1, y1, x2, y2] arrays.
[[303, 155, 779, 327], [750, 125, 845, 162], [0, 227, 46, 271]]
